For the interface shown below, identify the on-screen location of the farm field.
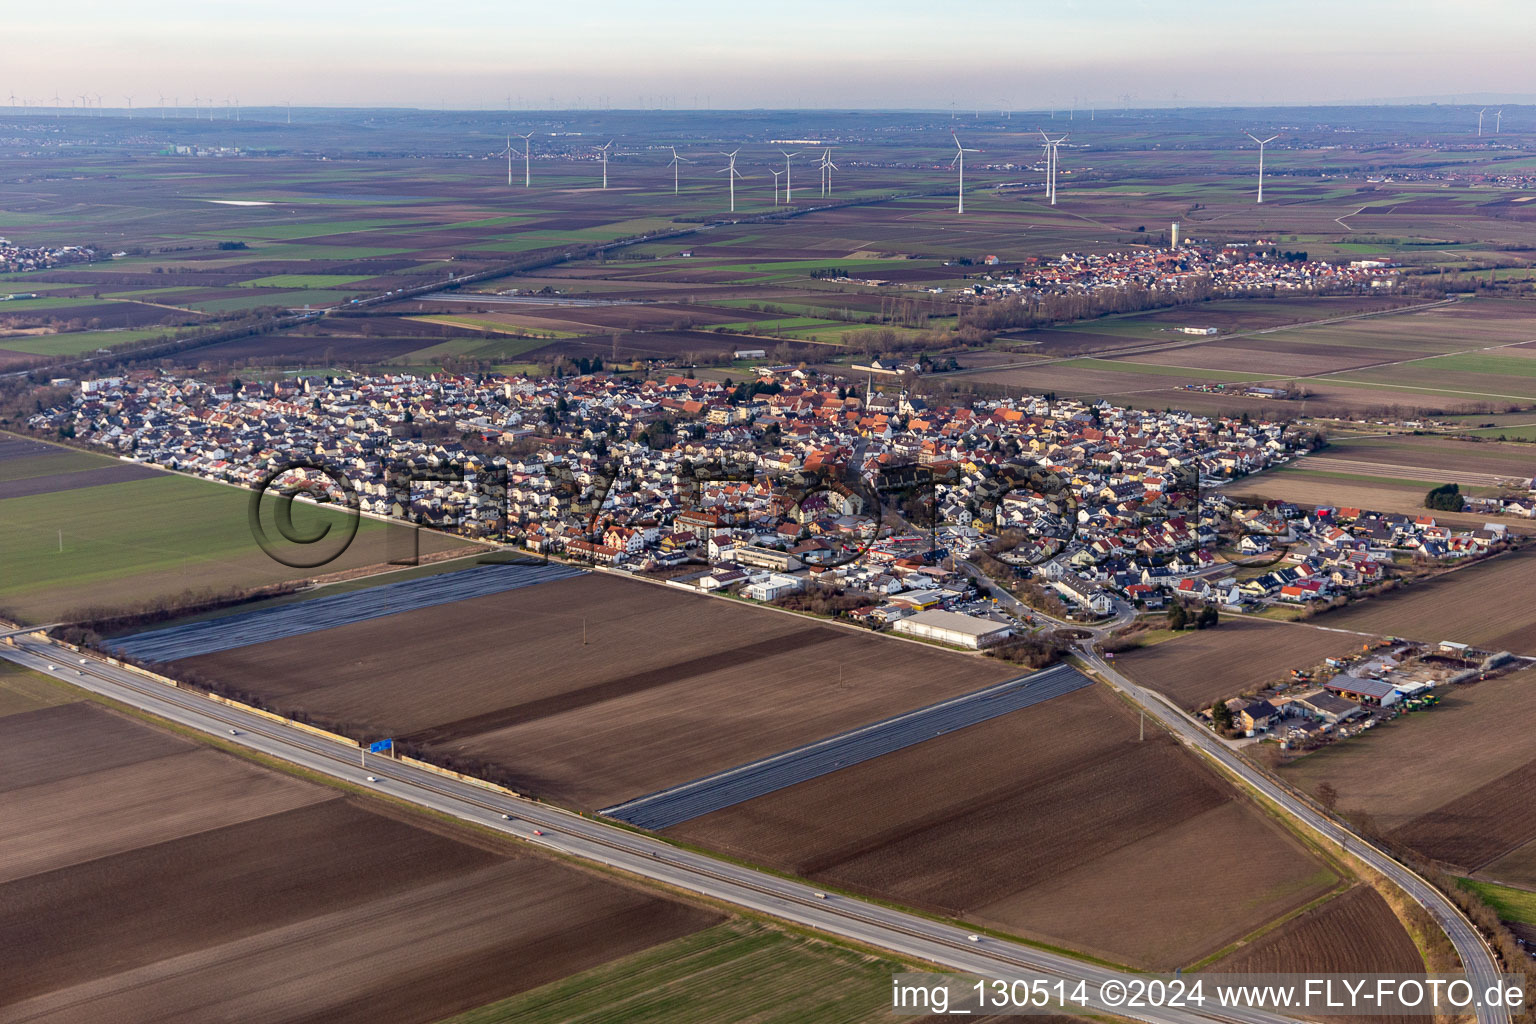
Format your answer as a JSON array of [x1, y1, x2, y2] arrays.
[[1318, 548, 1536, 652], [175, 572, 1019, 810], [1459, 879, 1536, 926], [0, 661, 74, 719], [963, 297, 1536, 417], [0, 698, 718, 1024], [1113, 617, 1374, 710], [1301, 435, 1536, 483], [1208, 885, 1423, 996], [0, 435, 472, 621], [1225, 465, 1536, 532], [669, 683, 1340, 970], [1279, 665, 1536, 882], [439, 919, 1032, 1024]]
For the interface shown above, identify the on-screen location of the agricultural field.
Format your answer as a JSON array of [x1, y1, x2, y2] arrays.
[[0, 661, 74, 719], [1301, 434, 1536, 485], [963, 297, 1536, 418], [440, 919, 1033, 1024], [1113, 617, 1375, 710], [669, 682, 1341, 970], [1459, 879, 1536, 927], [173, 572, 1019, 810], [1318, 548, 1536, 653], [1280, 665, 1536, 885], [1225, 465, 1534, 532], [0, 697, 719, 1024], [1209, 885, 1423, 982], [0, 434, 472, 621]]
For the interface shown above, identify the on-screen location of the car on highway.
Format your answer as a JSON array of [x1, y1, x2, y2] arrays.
[[365, 775, 378, 782], [813, 891, 828, 900], [967, 934, 981, 943], [532, 829, 545, 836], [500, 813, 511, 820], [228, 728, 239, 735]]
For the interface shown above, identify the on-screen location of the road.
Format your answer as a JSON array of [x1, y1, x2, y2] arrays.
[[0, 631, 1293, 1024], [957, 554, 1135, 641], [1076, 643, 1510, 1024]]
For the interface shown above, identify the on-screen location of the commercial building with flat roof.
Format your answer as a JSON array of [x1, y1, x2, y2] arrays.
[[892, 608, 1012, 649]]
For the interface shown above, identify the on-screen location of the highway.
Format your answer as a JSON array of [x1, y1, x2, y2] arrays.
[[603, 662, 1093, 829], [1076, 644, 1511, 1024], [0, 631, 1294, 1024]]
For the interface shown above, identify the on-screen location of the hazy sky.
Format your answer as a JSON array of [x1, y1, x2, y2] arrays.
[[7, 0, 1534, 110]]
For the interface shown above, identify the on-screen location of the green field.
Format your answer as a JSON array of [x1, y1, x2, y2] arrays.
[[240, 274, 374, 288], [438, 921, 924, 1024], [0, 662, 75, 719], [189, 289, 355, 312], [0, 470, 465, 620], [0, 327, 197, 356], [0, 448, 115, 482], [1459, 879, 1536, 925]]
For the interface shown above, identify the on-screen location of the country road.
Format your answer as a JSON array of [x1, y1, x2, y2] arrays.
[[0, 631, 1296, 1024], [1077, 644, 1511, 1024]]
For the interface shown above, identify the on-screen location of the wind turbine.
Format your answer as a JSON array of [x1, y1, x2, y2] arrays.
[[286, 100, 291, 124], [6, 91, 17, 110], [123, 95, 133, 119], [718, 149, 744, 213], [819, 148, 838, 196], [779, 148, 799, 203], [1496, 109, 1503, 134], [515, 132, 533, 186], [666, 146, 691, 194], [1244, 132, 1278, 204], [597, 140, 613, 188], [1038, 130, 1067, 205], [770, 168, 783, 205], [1477, 108, 1486, 136], [496, 135, 514, 186], [950, 132, 978, 214], [158, 92, 166, 118]]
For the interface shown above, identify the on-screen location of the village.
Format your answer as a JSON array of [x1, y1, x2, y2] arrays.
[[30, 363, 1519, 652], [0, 237, 99, 274], [957, 238, 1400, 302]]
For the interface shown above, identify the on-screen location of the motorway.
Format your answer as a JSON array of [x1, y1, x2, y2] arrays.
[[0, 631, 1294, 1024], [603, 662, 1093, 829], [112, 560, 583, 661], [1076, 644, 1510, 1024]]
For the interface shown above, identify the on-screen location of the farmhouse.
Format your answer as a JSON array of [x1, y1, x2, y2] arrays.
[[893, 608, 1011, 649]]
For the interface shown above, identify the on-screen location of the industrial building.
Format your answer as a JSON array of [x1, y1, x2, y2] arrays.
[[892, 609, 1011, 649]]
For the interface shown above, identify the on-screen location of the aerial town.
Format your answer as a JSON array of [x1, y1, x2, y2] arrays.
[[6, 6, 1536, 1017], [35, 364, 1517, 639]]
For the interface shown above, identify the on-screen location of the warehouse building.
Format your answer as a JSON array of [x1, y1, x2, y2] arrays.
[[892, 608, 1011, 649]]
